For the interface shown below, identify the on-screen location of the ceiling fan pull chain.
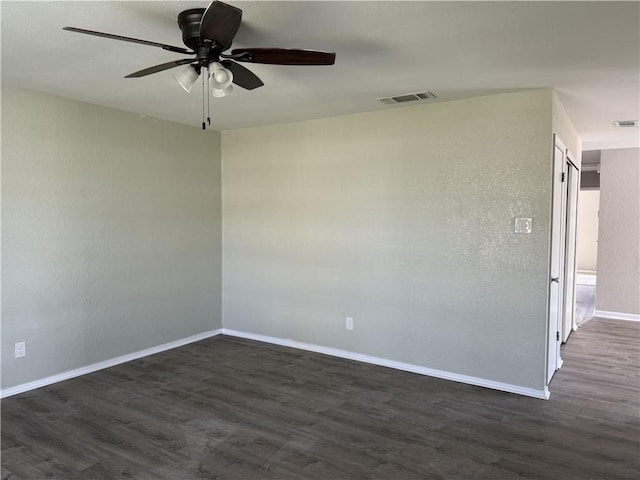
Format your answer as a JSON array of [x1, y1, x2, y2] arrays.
[[207, 66, 211, 126], [201, 70, 206, 130]]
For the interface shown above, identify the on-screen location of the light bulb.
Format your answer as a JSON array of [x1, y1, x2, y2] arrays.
[[209, 65, 233, 90]]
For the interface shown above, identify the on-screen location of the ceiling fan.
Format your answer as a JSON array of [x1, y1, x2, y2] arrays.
[[63, 0, 336, 128]]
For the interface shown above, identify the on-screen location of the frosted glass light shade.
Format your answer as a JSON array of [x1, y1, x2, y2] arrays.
[[212, 85, 234, 98], [209, 62, 233, 90], [173, 65, 199, 93]]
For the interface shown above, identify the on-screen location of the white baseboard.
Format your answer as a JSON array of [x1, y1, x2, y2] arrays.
[[594, 310, 640, 322], [222, 329, 550, 400], [576, 273, 597, 286], [2, 327, 552, 401], [0, 329, 223, 399]]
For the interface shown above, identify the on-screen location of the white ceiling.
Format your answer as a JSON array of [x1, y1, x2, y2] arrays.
[[2, 1, 639, 150]]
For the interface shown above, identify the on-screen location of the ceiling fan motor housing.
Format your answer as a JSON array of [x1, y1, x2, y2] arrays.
[[177, 9, 205, 50]]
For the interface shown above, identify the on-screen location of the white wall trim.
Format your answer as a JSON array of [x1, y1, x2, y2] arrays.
[[222, 329, 550, 400], [594, 310, 640, 322], [576, 273, 597, 286], [2, 327, 553, 400], [1, 329, 223, 399]]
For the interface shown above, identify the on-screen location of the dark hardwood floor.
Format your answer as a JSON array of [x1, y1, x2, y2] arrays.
[[2, 318, 639, 479]]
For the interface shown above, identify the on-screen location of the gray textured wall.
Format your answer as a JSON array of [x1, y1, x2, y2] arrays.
[[552, 92, 582, 162], [597, 148, 640, 314], [1, 87, 222, 390], [222, 90, 554, 391]]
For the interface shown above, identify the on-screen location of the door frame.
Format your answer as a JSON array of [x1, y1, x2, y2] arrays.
[[547, 134, 566, 384], [562, 154, 580, 341]]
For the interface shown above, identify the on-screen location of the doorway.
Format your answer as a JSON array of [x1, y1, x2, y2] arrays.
[[547, 135, 580, 385], [575, 188, 599, 325]]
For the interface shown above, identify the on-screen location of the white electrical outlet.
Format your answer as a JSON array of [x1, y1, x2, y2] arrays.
[[15, 341, 26, 359], [346, 317, 354, 330]]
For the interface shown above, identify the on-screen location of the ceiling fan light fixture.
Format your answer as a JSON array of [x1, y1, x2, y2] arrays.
[[212, 85, 234, 98], [209, 62, 234, 90], [173, 65, 200, 93]]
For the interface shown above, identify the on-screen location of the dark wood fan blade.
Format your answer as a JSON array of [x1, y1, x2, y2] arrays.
[[63, 27, 192, 55], [221, 60, 264, 90], [125, 58, 196, 78], [199, 1, 242, 51], [231, 48, 336, 65]]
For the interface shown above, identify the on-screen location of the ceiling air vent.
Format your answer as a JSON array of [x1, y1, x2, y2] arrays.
[[614, 120, 638, 127], [378, 91, 437, 105]]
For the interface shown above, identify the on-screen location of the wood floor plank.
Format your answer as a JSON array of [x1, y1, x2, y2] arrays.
[[2, 317, 639, 479]]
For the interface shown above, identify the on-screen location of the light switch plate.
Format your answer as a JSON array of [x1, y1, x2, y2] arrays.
[[515, 217, 532, 234]]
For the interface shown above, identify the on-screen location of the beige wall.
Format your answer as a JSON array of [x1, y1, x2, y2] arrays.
[[597, 148, 640, 315], [222, 89, 555, 392], [576, 190, 599, 273], [1, 87, 223, 390]]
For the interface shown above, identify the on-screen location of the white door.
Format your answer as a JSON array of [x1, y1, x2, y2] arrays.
[[562, 159, 580, 341], [548, 135, 566, 383]]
